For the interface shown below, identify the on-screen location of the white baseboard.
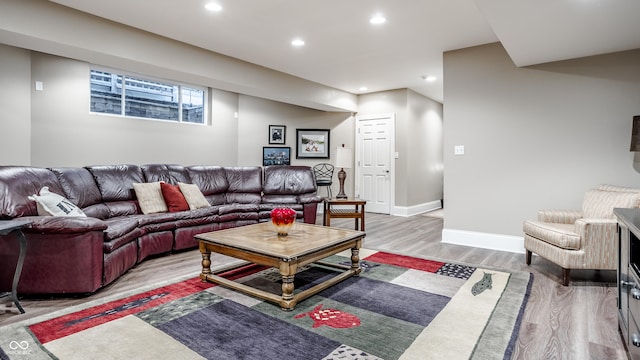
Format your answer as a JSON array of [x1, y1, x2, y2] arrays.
[[442, 228, 525, 254], [393, 200, 442, 217]]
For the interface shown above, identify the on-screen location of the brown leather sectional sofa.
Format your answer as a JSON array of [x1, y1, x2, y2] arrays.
[[0, 164, 321, 295]]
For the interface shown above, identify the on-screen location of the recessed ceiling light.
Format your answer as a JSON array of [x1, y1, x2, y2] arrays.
[[422, 75, 437, 82], [205, 3, 222, 11], [370, 15, 386, 25], [291, 39, 305, 47]]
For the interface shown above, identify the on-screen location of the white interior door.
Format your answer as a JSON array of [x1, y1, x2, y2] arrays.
[[355, 113, 394, 214]]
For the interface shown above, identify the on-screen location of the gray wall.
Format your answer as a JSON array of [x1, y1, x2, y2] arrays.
[[443, 42, 640, 250], [237, 95, 354, 195], [29, 52, 239, 167], [0, 0, 356, 113], [359, 89, 444, 211], [0, 43, 31, 165]]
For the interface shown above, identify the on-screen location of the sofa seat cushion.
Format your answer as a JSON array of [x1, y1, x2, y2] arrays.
[[103, 227, 144, 253], [523, 220, 581, 250], [175, 214, 220, 228], [218, 203, 259, 215], [219, 212, 259, 223], [133, 212, 177, 227], [171, 206, 219, 220], [105, 201, 139, 218], [82, 203, 111, 219], [103, 217, 141, 241]]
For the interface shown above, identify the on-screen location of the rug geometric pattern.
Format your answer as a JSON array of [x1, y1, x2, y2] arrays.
[[0, 250, 532, 360]]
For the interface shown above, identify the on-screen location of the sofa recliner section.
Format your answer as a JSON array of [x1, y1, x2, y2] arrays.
[[0, 164, 322, 295]]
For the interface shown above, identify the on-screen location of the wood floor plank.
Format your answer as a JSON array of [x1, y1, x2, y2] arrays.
[[0, 211, 628, 359]]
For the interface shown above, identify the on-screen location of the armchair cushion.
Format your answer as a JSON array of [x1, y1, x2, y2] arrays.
[[523, 221, 580, 250]]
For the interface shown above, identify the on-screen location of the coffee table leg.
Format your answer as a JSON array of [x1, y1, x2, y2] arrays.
[[279, 261, 298, 310], [281, 275, 294, 301], [351, 247, 362, 275], [199, 242, 211, 281]]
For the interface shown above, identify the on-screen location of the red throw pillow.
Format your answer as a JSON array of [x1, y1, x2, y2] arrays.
[[160, 182, 190, 212]]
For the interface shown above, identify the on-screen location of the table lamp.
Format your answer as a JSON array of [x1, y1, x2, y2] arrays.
[[335, 145, 352, 199]]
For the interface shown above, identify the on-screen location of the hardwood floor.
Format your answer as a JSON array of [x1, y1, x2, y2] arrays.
[[0, 211, 628, 359]]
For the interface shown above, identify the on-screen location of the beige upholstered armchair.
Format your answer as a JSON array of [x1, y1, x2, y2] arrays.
[[523, 185, 640, 286]]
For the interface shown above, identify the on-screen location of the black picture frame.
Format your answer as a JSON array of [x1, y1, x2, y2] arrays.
[[263, 146, 291, 166], [296, 129, 330, 159], [269, 125, 286, 144]]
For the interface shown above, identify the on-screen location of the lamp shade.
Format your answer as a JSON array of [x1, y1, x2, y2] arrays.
[[335, 147, 353, 169], [632, 115, 640, 152]]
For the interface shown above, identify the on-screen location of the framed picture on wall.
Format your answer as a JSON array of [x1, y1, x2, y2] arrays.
[[263, 147, 291, 166], [296, 129, 330, 159], [269, 125, 286, 144]]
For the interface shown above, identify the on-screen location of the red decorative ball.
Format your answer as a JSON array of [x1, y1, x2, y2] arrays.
[[270, 207, 296, 236]]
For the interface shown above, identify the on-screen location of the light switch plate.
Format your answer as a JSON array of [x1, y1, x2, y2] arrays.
[[454, 145, 465, 155]]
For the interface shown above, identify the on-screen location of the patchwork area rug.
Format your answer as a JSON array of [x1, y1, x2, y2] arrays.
[[0, 249, 532, 360]]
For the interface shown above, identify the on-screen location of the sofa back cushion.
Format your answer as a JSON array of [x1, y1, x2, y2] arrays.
[[0, 166, 64, 218], [141, 164, 190, 184], [86, 165, 143, 202], [186, 166, 229, 205], [224, 167, 263, 204], [48, 167, 111, 219], [49, 167, 103, 208], [86, 165, 144, 218], [582, 189, 640, 219], [262, 166, 317, 195]]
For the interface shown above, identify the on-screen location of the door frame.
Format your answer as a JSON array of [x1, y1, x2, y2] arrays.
[[355, 113, 396, 215]]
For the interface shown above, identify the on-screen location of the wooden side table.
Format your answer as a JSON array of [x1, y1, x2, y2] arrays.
[[323, 198, 366, 231], [0, 220, 33, 314]]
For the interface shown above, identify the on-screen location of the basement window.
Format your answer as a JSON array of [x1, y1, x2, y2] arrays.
[[90, 69, 206, 124]]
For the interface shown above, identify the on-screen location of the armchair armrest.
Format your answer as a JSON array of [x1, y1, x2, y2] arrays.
[[537, 209, 582, 224], [573, 218, 618, 270]]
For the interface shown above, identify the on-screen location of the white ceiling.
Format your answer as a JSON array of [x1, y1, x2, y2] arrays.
[[51, 0, 640, 104]]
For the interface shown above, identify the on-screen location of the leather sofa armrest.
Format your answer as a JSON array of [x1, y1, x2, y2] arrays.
[[22, 216, 108, 234], [537, 209, 582, 224], [298, 193, 323, 205]]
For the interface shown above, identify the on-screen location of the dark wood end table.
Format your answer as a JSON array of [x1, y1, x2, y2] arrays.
[[323, 198, 367, 231], [0, 219, 33, 314]]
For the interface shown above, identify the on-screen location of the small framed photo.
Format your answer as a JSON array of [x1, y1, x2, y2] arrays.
[[263, 147, 291, 166], [296, 129, 330, 159], [269, 125, 286, 144]]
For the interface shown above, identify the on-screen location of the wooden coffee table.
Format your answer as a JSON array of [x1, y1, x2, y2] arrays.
[[196, 222, 364, 310]]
